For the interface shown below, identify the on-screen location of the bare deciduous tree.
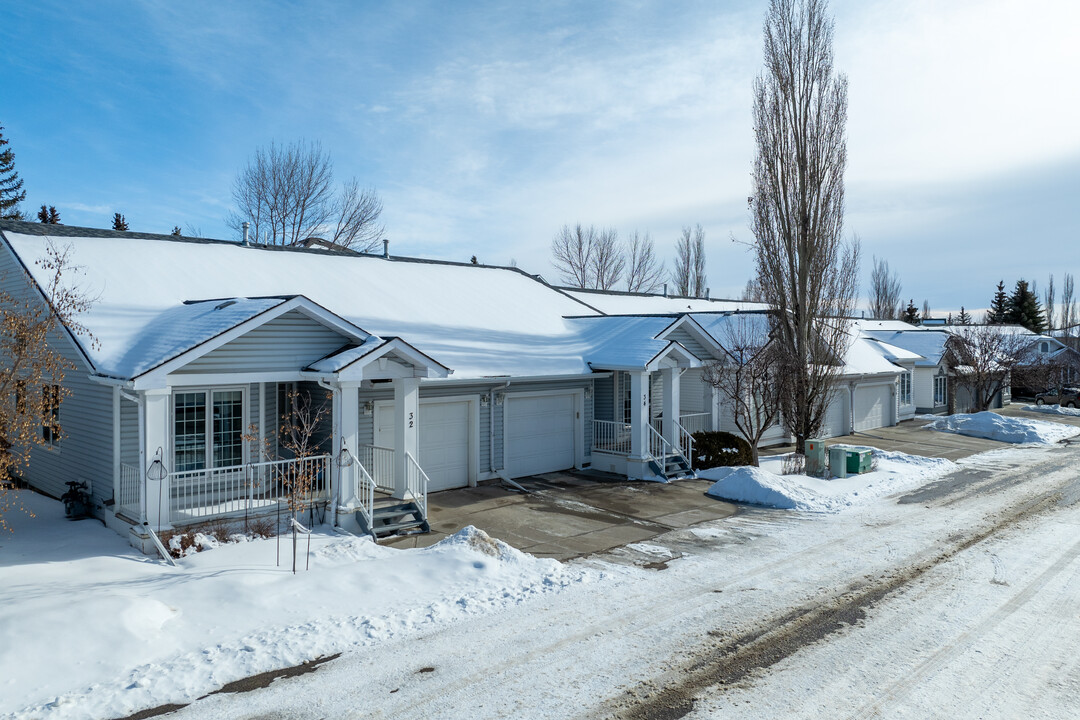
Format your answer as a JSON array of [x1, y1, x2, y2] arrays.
[[227, 140, 385, 252], [921, 299, 931, 322], [590, 228, 624, 290], [1062, 273, 1077, 337], [750, 0, 860, 450], [1043, 274, 1056, 333], [278, 389, 331, 573], [671, 224, 707, 297], [551, 224, 596, 288], [868, 256, 902, 320], [624, 231, 665, 293], [946, 325, 1033, 412], [1, 242, 96, 529], [702, 314, 781, 465]]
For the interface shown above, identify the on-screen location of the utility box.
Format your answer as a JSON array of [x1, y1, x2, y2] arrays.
[[847, 449, 873, 475], [804, 439, 827, 477], [829, 446, 848, 478]]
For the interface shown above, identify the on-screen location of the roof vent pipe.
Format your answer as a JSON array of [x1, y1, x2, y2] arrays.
[[663, 283, 668, 298], [705, 287, 710, 300], [242, 221, 250, 246], [383, 238, 389, 259]]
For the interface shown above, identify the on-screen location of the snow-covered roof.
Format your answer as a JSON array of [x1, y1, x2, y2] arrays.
[[842, 335, 905, 376], [861, 329, 950, 367], [853, 319, 920, 332], [861, 337, 923, 364], [1, 224, 604, 380], [565, 315, 699, 371], [563, 288, 769, 315], [687, 312, 772, 348]]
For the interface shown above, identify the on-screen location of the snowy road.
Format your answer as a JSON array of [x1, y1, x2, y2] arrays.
[[167, 442, 1080, 720]]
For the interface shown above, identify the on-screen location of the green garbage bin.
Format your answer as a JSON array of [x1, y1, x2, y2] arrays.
[[846, 449, 872, 474]]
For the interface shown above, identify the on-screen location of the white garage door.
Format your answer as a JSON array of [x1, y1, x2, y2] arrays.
[[375, 400, 471, 492], [854, 385, 891, 432], [505, 394, 577, 479], [821, 392, 848, 438]]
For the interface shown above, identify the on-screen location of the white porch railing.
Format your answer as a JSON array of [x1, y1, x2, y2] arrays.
[[679, 412, 712, 436], [593, 419, 632, 455], [118, 463, 141, 520], [342, 447, 376, 532], [169, 455, 330, 524], [647, 423, 677, 460], [357, 444, 395, 493], [405, 452, 429, 520]]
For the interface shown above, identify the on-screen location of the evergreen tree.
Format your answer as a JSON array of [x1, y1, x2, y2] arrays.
[[171, 226, 182, 236], [0, 124, 27, 220], [956, 306, 972, 325], [901, 299, 920, 324], [36, 205, 60, 224], [112, 213, 129, 231], [1006, 279, 1046, 334], [987, 280, 1008, 323]]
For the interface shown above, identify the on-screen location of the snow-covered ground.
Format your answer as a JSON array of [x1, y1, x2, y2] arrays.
[[4, 433, 1080, 719], [702, 449, 954, 512], [0, 492, 592, 719], [927, 410, 1080, 444], [1023, 403, 1080, 417]]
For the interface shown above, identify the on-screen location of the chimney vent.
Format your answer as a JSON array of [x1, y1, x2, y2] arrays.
[[663, 283, 668, 298], [705, 287, 710, 300], [242, 221, 250, 246], [383, 238, 390, 259]]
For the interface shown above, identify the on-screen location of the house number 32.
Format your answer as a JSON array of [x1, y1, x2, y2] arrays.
[[408, 411, 414, 428]]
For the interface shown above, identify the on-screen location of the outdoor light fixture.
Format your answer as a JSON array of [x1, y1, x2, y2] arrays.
[[145, 447, 168, 481], [361, 401, 373, 415], [584, 387, 593, 399], [494, 392, 505, 406], [480, 393, 490, 407], [336, 443, 353, 467]]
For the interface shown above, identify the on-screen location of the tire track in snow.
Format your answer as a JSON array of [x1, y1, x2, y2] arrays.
[[846, 533, 1080, 720]]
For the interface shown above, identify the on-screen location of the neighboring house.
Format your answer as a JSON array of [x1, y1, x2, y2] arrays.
[[859, 321, 955, 415]]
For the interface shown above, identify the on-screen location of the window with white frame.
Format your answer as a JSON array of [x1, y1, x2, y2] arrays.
[[934, 376, 948, 407], [41, 384, 61, 446], [173, 388, 245, 472], [899, 371, 912, 406]]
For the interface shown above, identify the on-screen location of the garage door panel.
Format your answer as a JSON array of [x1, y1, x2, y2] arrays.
[[375, 401, 471, 492], [854, 385, 890, 432], [822, 392, 847, 438], [506, 394, 576, 479]]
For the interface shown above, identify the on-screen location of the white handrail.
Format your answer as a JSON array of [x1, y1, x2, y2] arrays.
[[593, 419, 632, 455], [357, 444, 395, 493], [118, 463, 141, 520], [343, 447, 376, 531], [647, 422, 677, 461], [671, 418, 695, 470], [404, 451, 429, 520], [678, 411, 711, 435]]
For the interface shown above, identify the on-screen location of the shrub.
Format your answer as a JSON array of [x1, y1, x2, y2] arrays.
[[781, 453, 806, 475], [692, 431, 754, 469]]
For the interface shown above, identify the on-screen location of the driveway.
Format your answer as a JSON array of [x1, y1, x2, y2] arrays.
[[383, 472, 737, 560]]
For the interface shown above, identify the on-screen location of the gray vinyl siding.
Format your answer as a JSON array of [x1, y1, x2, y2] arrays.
[[176, 309, 351, 374], [0, 237, 114, 505], [594, 373, 615, 422], [663, 327, 712, 362], [680, 368, 708, 414], [650, 374, 663, 419]]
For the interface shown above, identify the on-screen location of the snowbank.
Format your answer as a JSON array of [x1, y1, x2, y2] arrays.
[[0, 490, 593, 720], [1022, 404, 1080, 417], [927, 411, 1079, 444], [703, 449, 955, 513]]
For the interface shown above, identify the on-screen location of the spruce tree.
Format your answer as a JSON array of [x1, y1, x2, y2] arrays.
[[956, 306, 972, 325], [1006, 279, 1046, 334], [987, 281, 1009, 323], [112, 213, 129, 231], [37, 204, 60, 224], [0, 124, 27, 220], [901, 299, 920, 324], [171, 226, 182, 236]]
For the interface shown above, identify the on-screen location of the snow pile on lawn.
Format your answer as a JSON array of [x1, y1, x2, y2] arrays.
[[0, 491, 593, 720], [927, 411, 1080, 444], [702, 449, 955, 513], [1023, 404, 1080, 417]]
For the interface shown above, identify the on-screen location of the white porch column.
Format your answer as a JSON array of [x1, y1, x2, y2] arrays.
[[661, 367, 680, 448], [143, 388, 171, 529], [393, 377, 420, 499], [628, 370, 651, 460], [338, 384, 360, 509]]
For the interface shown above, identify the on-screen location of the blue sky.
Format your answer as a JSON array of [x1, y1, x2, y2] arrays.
[[3, 0, 1078, 315]]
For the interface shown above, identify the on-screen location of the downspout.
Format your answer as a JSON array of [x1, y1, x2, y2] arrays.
[[490, 379, 529, 493]]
